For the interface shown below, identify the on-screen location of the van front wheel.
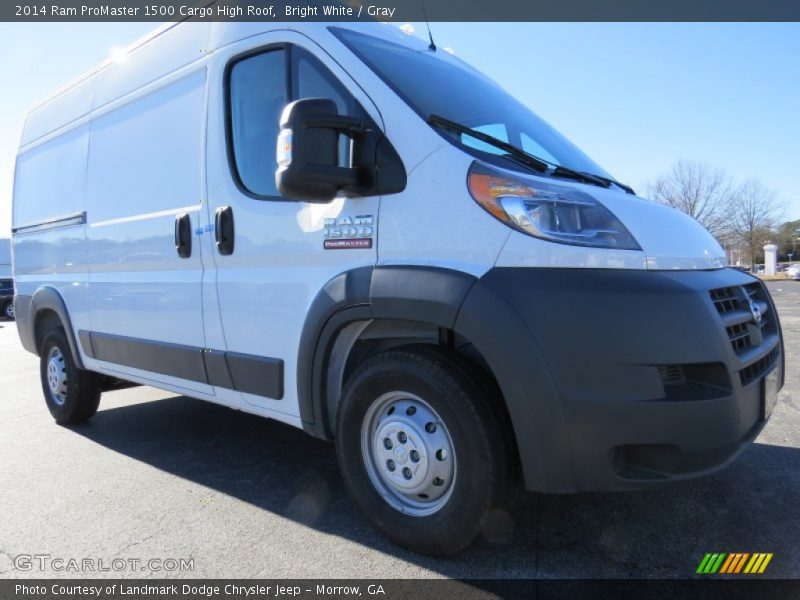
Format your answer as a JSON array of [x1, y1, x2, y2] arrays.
[[336, 346, 512, 555], [39, 329, 102, 424]]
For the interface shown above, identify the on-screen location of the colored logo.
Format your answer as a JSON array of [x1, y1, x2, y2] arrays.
[[696, 553, 773, 574]]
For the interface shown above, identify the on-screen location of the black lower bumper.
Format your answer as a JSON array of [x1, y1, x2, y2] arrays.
[[455, 267, 784, 492]]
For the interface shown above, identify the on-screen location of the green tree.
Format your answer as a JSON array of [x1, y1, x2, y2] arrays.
[[775, 219, 800, 261]]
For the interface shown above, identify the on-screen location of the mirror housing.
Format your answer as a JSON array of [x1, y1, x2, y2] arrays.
[[275, 98, 364, 202]]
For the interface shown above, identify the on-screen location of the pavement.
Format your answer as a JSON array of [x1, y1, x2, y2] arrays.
[[0, 280, 798, 579]]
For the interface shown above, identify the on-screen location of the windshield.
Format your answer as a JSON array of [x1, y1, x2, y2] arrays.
[[333, 27, 611, 178]]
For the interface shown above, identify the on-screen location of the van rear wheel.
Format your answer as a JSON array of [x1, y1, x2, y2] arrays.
[[336, 345, 512, 555], [39, 329, 101, 424]]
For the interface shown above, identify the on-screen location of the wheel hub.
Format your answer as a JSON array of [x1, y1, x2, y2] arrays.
[[361, 392, 456, 516], [375, 419, 430, 490], [46, 347, 68, 406]]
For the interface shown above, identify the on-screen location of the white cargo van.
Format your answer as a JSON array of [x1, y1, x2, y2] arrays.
[[12, 21, 784, 555]]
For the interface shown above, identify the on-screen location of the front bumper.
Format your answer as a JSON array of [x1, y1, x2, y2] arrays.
[[456, 267, 784, 492]]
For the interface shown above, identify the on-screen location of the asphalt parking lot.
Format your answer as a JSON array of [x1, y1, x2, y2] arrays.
[[0, 280, 798, 580]]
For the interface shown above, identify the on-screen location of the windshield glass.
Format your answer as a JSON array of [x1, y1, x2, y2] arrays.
[[333, 27, 610, 178]]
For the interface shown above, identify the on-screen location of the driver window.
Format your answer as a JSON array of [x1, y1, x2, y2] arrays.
[[228, 49, 287, 198], [292, 47, 357, 168], [227, 45, 363, 198]]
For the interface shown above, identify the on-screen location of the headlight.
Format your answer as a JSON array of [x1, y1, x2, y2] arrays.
[[467, 162, 641, 250]]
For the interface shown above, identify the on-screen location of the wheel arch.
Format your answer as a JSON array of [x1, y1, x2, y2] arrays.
[[25, 286, 86, 370], [298, 265, 477, 438]]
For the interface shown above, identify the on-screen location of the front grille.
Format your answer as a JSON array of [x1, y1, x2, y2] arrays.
[[709, 281, 780, 386], [725, 322, 751, 353], [709, 287, 737, 313], [739, 346, 779, 387]]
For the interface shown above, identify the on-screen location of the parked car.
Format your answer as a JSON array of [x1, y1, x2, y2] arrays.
[[0, 238, 13, 319], [0, 278, 14, 319], [787, 265, 800, 280], [11, 21, 785, 556]]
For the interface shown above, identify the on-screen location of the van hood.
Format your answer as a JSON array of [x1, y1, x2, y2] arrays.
[[589, 186, 726, 270]]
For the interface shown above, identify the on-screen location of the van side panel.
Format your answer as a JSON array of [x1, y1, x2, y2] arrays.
[[14, 126, 89, 231], [13, 123, 92, 342], [20, 77, 94, 147], [84, 68, 208, 382], [91, 23, 209, 111], [13, 23, 212, 379]]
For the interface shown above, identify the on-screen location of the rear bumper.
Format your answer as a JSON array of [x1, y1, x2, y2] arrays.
[[457, 267, 784, 492]]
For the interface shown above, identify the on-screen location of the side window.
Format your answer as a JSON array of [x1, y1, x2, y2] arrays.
[[292, 47, 358, 168], [227, 45, 363, 198], [292, 47, 355, 114], [228, 49, 286, 197]]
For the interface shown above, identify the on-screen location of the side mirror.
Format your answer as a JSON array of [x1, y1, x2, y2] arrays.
[[275, 98, 364, 203]]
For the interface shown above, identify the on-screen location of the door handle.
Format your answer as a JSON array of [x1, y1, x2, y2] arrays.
[[215, 206, 234, 256], [174, 213, 192, 258]]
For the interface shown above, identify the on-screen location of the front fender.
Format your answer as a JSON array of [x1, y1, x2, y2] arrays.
[[454, 275, 574, 492]]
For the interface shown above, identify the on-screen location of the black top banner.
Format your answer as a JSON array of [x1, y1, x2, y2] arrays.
[[5, 0, 800, 22]]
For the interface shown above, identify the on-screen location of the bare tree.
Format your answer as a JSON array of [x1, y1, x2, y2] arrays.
[[646, 160, 733, 238], [729, 179, 785, 269]]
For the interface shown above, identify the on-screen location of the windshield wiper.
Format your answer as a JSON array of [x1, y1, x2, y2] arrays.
[[428, 114, 548, 174], [428, 114, 621, 191], [550, 166, 610, 189], [579, 172, 636, 195]]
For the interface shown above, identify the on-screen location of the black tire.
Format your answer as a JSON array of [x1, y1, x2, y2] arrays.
[[336, 345, 514, 555], [39, 328, 102, 424], [2, 301, 13, 320]]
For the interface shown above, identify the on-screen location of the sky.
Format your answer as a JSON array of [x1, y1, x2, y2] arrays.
[[1, 22, 798, 236]]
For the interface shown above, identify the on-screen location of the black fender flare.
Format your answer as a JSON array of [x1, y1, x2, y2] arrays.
[[297, 266, 373, 437], [297, 265, 476, 438], [25, 286, 86, 370]]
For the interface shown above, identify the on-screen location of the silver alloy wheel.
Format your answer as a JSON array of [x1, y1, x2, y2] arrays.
[[46, 347, 68, 406], [4, 302, 13, 318], [361, 391, 457, 516]]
